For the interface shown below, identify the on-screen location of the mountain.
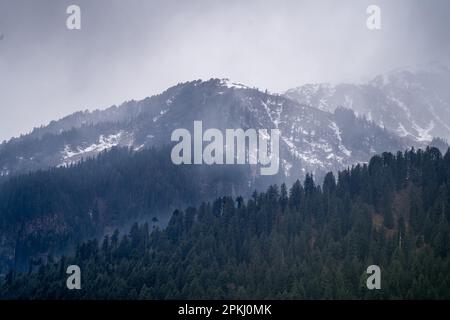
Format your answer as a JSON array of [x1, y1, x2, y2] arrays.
[[2, 147, 450, 299], [285, 64, 450, 144], [0, 78, 422, 272], [0, 78, 418, 185]]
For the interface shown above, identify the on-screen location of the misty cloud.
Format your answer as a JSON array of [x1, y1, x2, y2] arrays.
[[0, 0, 449, 141]]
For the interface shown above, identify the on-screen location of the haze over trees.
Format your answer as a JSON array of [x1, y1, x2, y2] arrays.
[[2, 147, 449, 299], [0, 146, 252, 272]]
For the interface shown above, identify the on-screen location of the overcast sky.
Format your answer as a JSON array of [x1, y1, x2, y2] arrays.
[[0, 0, 449, 141]]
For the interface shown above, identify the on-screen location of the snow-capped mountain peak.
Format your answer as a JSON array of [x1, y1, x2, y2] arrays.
[[285, 65, 450, 143]]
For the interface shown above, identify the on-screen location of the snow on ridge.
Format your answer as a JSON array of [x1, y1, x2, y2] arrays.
[[285, 83, 336, 111], [388, 95, 412, 119], [397, 123, 411, 137], [65, 132, 125, 158], [329, 122, 342, 142], [339, 145, 352, 157], [412, 121, 434, 142], [328, 121, 352, 157], [282, 137, 325, 167], [220, 78, 249, 90], [59, 131, 130, 167]]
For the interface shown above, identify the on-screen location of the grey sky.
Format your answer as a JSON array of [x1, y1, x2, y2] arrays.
[[0, 0, 449, 142]]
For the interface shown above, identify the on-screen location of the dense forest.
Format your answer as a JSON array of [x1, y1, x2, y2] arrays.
[[1, 147, 449, 299], [0, 146, 252, 272]]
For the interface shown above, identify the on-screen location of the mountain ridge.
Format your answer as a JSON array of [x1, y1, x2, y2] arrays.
[[285, 65, 450, 143], [0, 78, 420, 184]]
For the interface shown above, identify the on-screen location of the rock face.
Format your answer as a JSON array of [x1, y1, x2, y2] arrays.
[[285, 64, 450, 144]]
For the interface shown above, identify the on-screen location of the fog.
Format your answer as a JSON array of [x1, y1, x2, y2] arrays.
[[0, 0, 449, 141]]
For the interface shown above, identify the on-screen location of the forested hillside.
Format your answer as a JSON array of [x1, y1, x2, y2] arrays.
[[0, 146, 252, 273], [2, 147, 449, 299]]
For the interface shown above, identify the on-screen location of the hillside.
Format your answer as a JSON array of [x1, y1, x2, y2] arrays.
[[2, 147, 449, 299], [0, 146, 253, 273]]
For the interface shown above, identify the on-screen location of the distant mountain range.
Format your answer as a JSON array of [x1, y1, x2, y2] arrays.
[[1, 74, 433, 185], [285, 63, 450, 144]]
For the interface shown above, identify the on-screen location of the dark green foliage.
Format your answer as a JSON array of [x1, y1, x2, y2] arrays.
[[0, 146, 251, 272], [1, 147, 450, 299]]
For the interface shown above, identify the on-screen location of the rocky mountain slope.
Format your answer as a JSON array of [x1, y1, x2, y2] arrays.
[[285, 64, 450, 143], [0, 78, 418, 185]]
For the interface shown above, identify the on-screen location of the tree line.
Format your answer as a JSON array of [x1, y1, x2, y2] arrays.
[[1, 147, 449, 299]]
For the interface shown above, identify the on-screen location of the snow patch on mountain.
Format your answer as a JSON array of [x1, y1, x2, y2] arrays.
[[59, 131, 131, 166], [412, 121, 434, 142], [328, 122, 342, 142], [397, 123, 411, 137], [220, 79, 249, 90]]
